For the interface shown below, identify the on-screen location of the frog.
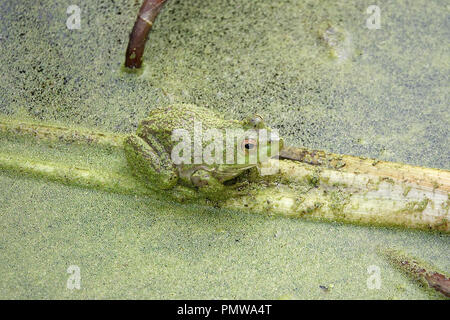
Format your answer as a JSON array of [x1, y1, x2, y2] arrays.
[[124, 104, 283, 200]]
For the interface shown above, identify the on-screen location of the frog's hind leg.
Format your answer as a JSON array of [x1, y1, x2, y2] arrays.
[[124, 134, 178, 190]]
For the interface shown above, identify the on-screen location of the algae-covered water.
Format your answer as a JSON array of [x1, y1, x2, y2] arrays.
[[0, 0, 448, 299]]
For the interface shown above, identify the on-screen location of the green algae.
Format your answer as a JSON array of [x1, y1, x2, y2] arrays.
[[405, 198, 430, 214], [403, 186, 412, 197], [1, 173, 449, 299], [0, 0, 449, 299], [328, 189, 350, 217], [1, 0, 448, 169]]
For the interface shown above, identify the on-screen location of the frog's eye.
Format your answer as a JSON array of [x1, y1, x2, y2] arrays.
[[248, 115, 264, 128], [241, 138, 257, 154]]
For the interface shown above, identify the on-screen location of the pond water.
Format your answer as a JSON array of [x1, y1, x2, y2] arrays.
[[0, 0, 448, 299]]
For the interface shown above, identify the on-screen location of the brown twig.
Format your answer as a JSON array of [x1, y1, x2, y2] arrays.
[[125, 0, 168, 69], [382, 249, 450, 298]]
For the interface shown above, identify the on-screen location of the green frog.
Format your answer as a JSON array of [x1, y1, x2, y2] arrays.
[[124, 104, 282, 200]]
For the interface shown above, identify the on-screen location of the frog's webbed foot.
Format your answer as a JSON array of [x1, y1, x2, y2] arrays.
[[190, 170, 229, 199], [191, 169, 224, 189], [124, 134, 178, 190], [191, 170, 250, 200]]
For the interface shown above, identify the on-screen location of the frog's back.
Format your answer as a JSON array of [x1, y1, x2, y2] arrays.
[[138, 104, 242, 152], [141, 103, 240, 133]]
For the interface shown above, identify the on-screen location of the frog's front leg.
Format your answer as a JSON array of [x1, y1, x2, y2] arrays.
[[124, 134, 178, 190]]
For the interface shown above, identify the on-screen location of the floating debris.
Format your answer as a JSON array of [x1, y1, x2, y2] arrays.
[[381, 248, 450, 298]]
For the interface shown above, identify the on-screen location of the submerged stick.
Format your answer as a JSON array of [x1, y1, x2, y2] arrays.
[[125, 0, 169, 69], [381, 248, 450, 298], [0, 153, 151, 197], [0, 119, 448, 232], [0, 118, 125, 148]]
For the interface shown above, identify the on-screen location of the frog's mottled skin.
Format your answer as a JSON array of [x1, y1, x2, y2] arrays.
[[124, 104, 282, 200]]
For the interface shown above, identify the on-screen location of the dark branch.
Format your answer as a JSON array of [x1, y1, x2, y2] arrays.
[[383, 249, 450, 298], [125, 0, 168, 69]]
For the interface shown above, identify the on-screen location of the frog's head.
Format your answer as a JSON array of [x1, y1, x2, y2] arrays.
[[214, 115, 283, 181], [239, 114, 283, 165]]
